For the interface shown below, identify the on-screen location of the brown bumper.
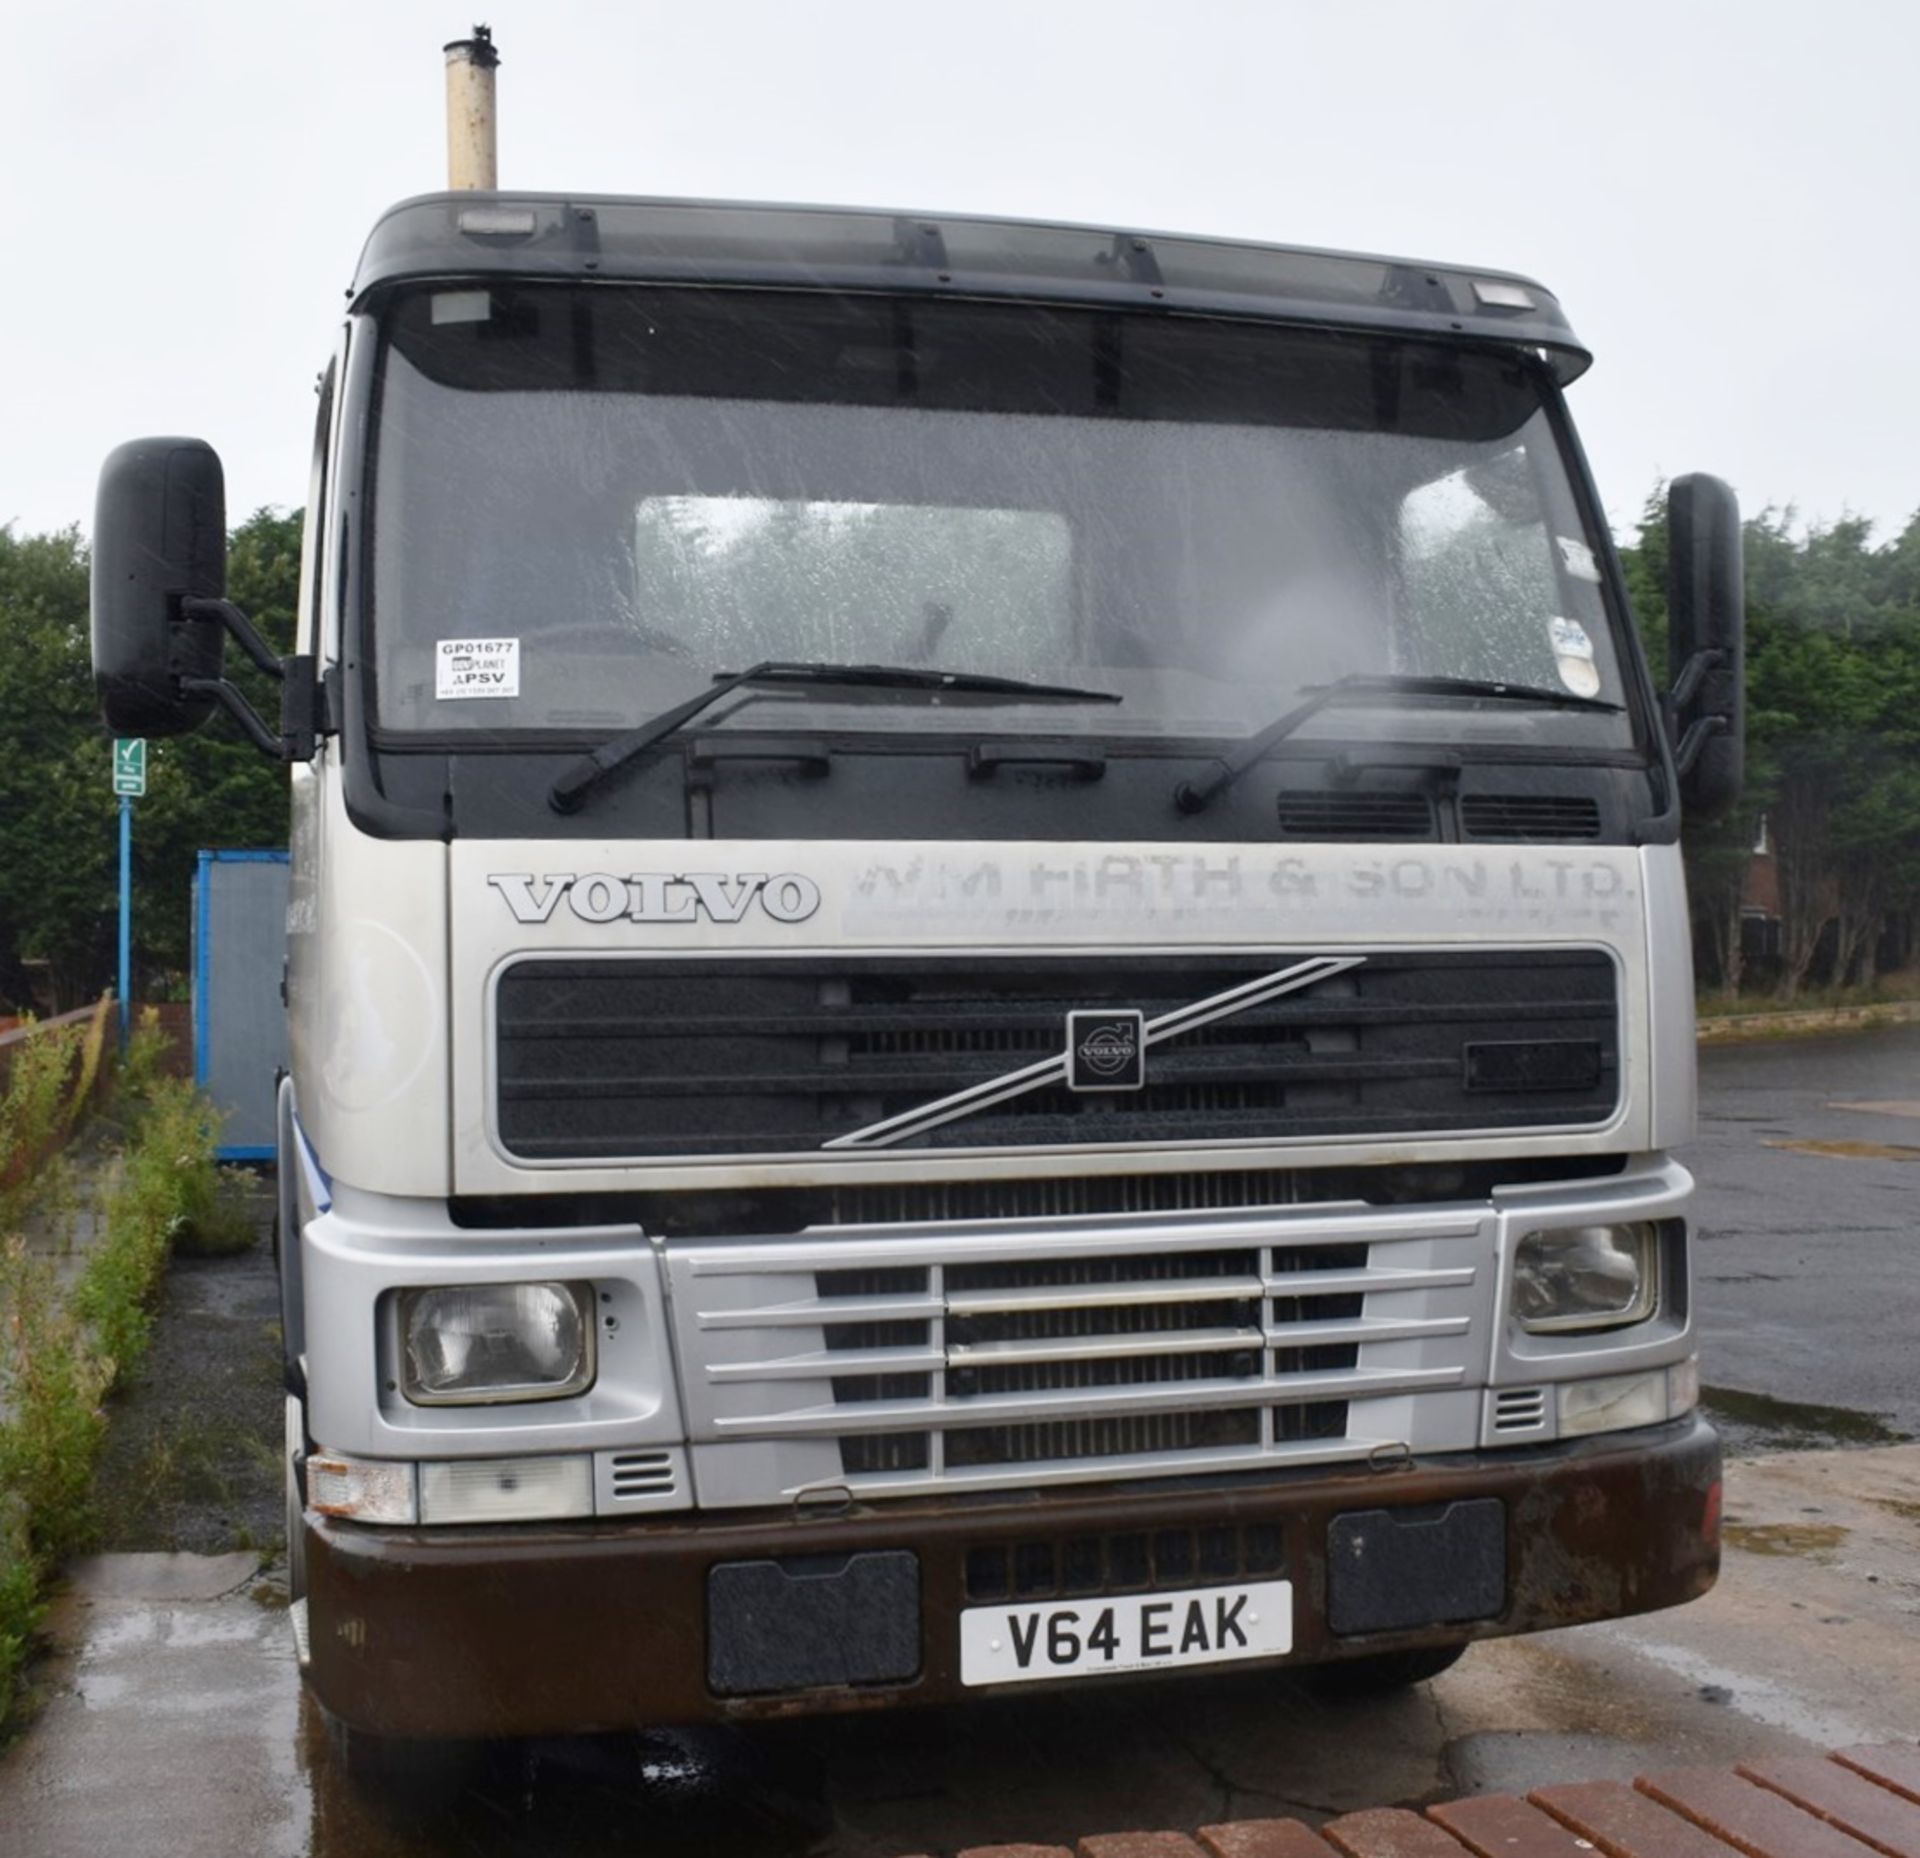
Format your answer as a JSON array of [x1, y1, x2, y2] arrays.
[[306, 1414, 1720, 1738]]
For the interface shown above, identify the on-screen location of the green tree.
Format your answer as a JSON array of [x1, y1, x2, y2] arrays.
[[1622, 494, 1920, 1001]]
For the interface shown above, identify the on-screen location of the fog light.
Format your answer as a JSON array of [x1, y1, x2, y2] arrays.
[[307, 1453, 418, 1524], [1558, 1369, 1667, 1438], [1513, 1223, 1657, 1332], [400, 1281, 596, 1406], [419, 1455, 594, 1525]]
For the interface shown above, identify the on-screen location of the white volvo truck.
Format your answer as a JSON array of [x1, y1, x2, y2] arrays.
[[91, 188, 1744, 1753]]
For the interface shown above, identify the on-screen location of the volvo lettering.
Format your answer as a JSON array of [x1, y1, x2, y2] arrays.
[[488, 870, 823, 926]]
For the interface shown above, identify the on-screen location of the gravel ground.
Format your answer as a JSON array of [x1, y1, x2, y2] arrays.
[[90, 1182, 285, 1560]]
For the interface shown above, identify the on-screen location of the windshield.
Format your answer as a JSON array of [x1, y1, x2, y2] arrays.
[[368, 285, 1635, 751]]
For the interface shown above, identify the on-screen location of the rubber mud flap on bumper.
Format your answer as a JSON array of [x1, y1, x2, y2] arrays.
[[708, 1551, 921, 1695]]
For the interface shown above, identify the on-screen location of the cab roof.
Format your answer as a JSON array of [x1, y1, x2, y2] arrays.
[[352, 192, 1590, 383]]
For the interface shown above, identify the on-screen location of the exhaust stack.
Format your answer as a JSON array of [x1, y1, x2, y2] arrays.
[[444, 25, 500, 190]]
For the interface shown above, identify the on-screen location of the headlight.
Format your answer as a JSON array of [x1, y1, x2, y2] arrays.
[[399, 1281, 597, 1405], [1511, 1223, 1657, 1332]]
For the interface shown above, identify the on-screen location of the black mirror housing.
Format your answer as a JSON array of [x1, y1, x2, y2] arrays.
[[1667, 472, 1745, 820], [92, 437, 230, 736]]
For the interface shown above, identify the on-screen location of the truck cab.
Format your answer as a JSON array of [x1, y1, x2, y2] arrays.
[[91, 193, 1742, 1744]]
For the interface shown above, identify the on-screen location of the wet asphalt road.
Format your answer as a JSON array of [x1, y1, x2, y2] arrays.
[[1691, 1023, 1920, 1444], [2, 1023, 1916, 1856]]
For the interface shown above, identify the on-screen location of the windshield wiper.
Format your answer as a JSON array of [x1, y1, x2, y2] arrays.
[[1174, 672, 1623, 815], [549, 659, 1121, 814]]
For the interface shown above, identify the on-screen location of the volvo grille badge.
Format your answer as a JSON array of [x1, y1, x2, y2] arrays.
[[1066, 1010, 1147, 1092]]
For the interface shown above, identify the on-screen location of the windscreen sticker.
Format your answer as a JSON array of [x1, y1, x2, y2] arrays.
[[436, 638, 520, 700], [1556, 535, 1602, 583], [1549, 616, 1602, 697]]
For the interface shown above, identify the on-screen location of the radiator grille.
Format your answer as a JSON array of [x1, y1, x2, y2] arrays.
[[946, 1407, 1270, 1467], [497, 949, 1619, 1161], [672, 1205, 1484, 1498], [966, 1522, 1287, 1600]]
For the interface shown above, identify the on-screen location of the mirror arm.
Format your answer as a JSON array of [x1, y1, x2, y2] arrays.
[[179, 596, 285, 681], [1671, 713, 1728, 781], [1667, 646, 1725, 715], [174, 598, 322, 762], [179, 676, 290, 760]]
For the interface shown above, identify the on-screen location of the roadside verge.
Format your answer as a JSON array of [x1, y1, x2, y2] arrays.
[[1698, 999, 1920, 1043], [0, 1010, 241, 1735]]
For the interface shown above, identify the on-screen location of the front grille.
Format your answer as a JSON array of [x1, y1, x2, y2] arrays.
[[947, 1407, 1272, 1467], [810, 1246, 1365, 1477], [965, 1522, 1287, 1600], [669, 1201, 1484, 1498], [496, 949, 1619, 1161]]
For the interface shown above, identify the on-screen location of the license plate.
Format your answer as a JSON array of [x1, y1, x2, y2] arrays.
[[959, 1580, 1292, 1686]]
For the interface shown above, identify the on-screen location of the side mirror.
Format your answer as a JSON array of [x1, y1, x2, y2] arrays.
[[1666, 473, 1745, 819], [92, 437, 230, 736], [91, 436, 320, 762]]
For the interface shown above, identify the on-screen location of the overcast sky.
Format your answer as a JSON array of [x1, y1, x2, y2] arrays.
[[3, 1, 1912, 544]]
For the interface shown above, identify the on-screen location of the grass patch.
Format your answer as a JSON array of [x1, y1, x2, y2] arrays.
[[1696, 977, 1920, 1018], [0, 1016, 232, 1734]]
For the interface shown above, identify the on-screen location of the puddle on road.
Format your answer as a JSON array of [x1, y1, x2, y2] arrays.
[[1720, 1520, 1850, 1557], [1702, 1384, 1910, 1456]]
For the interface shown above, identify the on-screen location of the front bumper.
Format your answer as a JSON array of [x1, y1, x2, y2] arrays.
[[306, 1412, 1719, 1737]]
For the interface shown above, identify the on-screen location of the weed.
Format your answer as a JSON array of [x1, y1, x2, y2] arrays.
[[0, 1506, 38, 1723], [137, 1430, 178, 1494], [0, 1019, 83, 1231], [238, 1431, 283, 1479], [73, 1077, 226, 1378], [0, 1048, 236, 1733], [169, 1173, 257, 1259], [115, 1006, 170, 1106]]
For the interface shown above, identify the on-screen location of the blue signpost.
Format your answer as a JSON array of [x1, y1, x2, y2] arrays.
[[113, 739, 145, 1046]]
